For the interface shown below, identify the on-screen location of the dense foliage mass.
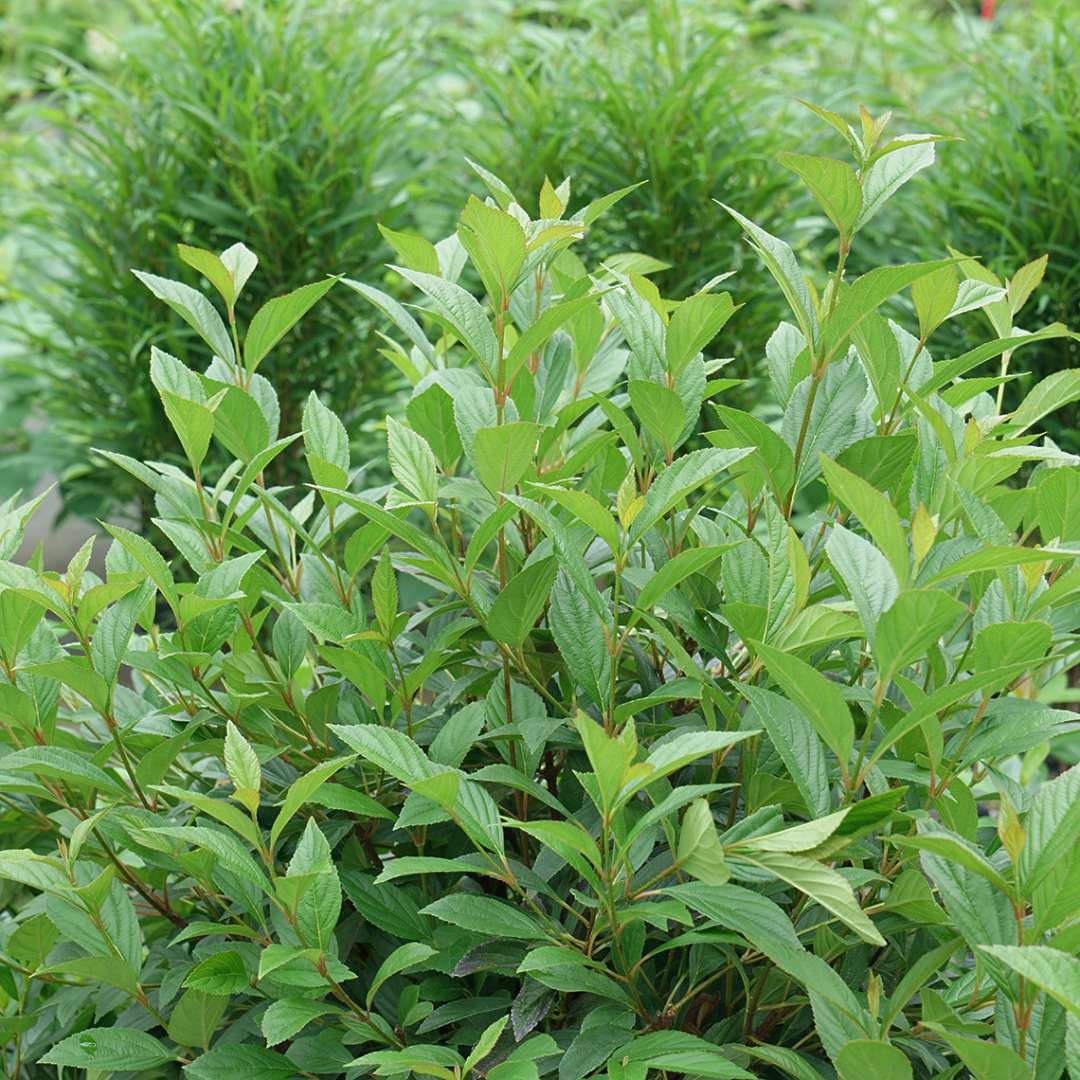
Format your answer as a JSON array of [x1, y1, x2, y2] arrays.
[[2, 106, 1080, 1079]]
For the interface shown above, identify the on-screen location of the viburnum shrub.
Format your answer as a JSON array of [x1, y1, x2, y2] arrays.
[[2, 105, 1080, 1079]]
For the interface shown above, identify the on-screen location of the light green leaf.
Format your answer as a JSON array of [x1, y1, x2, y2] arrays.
[[751, 639, 853, 777], [738, 684, 830, 818], [856, 142, 935, 230], [721, 204, 818, 348], [42, 1028, 173, 1071], [873, 590, 964, 687], [836, 1040, 912, 1080], [261, 998, 339, 1047], [629, 379, 686, 451], [984, 946, 1080, 1010], [779, 153, 862, 237], [244, 278, 337, 374], [486, 556, 558, 649], [184, 1044, 302, 1079], [270, 755, 356, 853], [1010, 369, 1080, 433], [367, 942, 437, 1008], [420, 894, 547, 940], [167, 989, 229, 1051], [392, 265, 499, 374], [747, 850, 884, 945], [132, 269, 235, 364], [678, 799, 729, 884], [224, 720, 261, 813], [472, 422, 540, 494], [821, 259, 958, 367], [820, 456, 908, 583], [387, 415, 439, 506], [665, 291, 737, 376]]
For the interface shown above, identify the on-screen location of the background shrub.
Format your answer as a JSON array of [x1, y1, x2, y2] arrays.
[[902, 6, 1080, 442], [3, 0, 435, 523]]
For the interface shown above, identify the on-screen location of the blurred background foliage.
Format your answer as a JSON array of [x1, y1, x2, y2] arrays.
[[0, 0, 1077, 536]]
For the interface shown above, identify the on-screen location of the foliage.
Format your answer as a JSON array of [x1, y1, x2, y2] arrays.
[[899, 7, 1080, 443], [2, 0, 432, 523], [0, 0, 128, 105], [450, 0, 804, 368], [2, 105, 1080, 1079]]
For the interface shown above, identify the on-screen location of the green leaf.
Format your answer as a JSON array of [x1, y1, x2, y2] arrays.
[[244, 278, 337, 374], [184, 951, 250, 995], [629, 379, 686, 451], [472, 422, 540, 494], [941, 1034, 1031, 1080], [613, 1031, 754, 1078], [283, 602, 362, 644], [737, 684, 830, 818], [167, 988, 229, 1051], [459, 196, 526, 304], [873, 590, 964, 687], [1019, 765, 1080, 896], [392, 265, 499, 374], [836, 1041, 912, 1080], [178, 243, 239, 308], [678, 799, 729, 884], [224, 720, 261, 813], [821, 259, 958, 367], [505, 292, 602, 385], [751, 639, 854, 777], [42, 1028, 173, 1070], [627, 447, 752, 545], [367, 942, 437, 1008], [666, 882, 801, 949], [893, 826, 1014, 898], [372, 548, 398, 637], [623, 729, 757, 803], [631, 545, 733, 617], [721, 204, 818, 348], [529, 484, 619, 553], [856, 141, 935, 230], [185, 1045, 302, 1080], [132, 269, 235, 365], [550, 571, 611, 709], [1038, 468, 1080, 543], [747, 850, 884, 945], [464, 1015, 511, 1075], [379, 224, 440, 276], [982, 946, 1080, 1019], [261, 998, 339, 1047], [270, 755, 356, 853], [820, 456, 908, 583], [921, 323, 1072, 395], [486, 556, 558, 649], [421, 894, 548, 940], [743, 808, 849, 853], [911, 263, 959, 339], [574, 710, 633, 812], [665, 291, 737, 376], [779, 153, 862, 237], [1009, 369, 1080, 433], [102, 521, 178, 611], [331, 722, 434, 786], [0, 746, 124, 795], [303, 391, 349, 474], [387, 415, 439, 506]]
